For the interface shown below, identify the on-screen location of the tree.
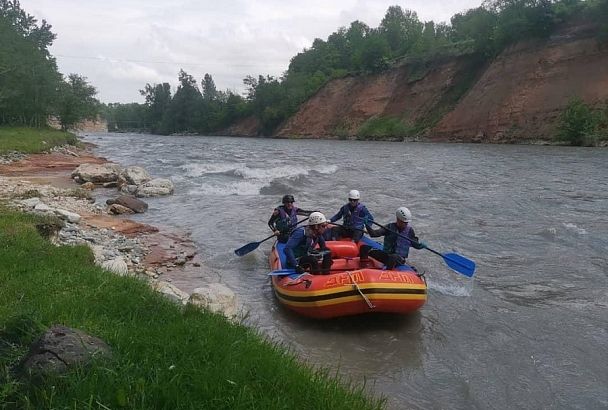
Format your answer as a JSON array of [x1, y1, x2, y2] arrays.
[[201, 73, 217, 102], [140, 82, 171, 132], [56, 74, 99, 130], [379, 6, 423, 57]]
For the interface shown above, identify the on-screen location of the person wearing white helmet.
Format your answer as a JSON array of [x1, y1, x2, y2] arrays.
[[284, 212, 332, 274], [362, 206, 427, 269], [268, 194, 314, 243], [328, 189, 374, 242]]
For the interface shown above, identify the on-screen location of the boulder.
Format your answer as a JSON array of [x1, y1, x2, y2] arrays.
[[71, 163, 121, 183], [120, 166, 151, 186], [136, 178, 174, 197], [101, 256, 129, 275], [106, 195, 148, 213], [107, 204, 135, 215], [81, 182, 95, 190], [189, 283, 238, 319], [151, 280, 190, 304], [17, 325, 112, 377], [54, 209, 81, 223]]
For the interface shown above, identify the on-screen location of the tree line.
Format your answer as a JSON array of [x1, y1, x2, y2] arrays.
[[0, 0, 99, 130], [106, 0, 607, 137]]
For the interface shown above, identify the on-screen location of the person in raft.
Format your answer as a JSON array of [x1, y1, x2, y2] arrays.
[[268, 194, 314, 243], [284, 212, 332, 275], [328, 189, 374, 242], [361, 206, 427, 269]]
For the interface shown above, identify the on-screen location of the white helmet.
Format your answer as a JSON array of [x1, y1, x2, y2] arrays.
[[348, 189, 360, 200], [308, 211, 327, 226], [396, 207, 412, 222]]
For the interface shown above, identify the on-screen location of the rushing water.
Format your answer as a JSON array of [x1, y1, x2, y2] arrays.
[[84, 133, 607, 410]]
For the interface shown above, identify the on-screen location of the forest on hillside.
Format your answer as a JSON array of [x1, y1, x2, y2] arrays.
[[103, 0, 608, 136]]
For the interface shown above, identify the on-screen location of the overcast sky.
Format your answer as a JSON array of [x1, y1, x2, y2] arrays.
[[23, 0, 481, 103]]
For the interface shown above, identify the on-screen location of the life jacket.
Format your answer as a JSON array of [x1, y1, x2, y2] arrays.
[[342, 203, 366, 229], [383, 223, 412, 258], [292, 227, 322, 259], [276, 205, 299, 233]]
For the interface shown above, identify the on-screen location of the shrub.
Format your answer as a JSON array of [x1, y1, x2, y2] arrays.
[[556, 98, 607, 146]]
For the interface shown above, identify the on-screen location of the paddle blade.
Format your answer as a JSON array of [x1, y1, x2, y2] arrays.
[[234, 241, 260, 256], [442, 253, 476, 277]]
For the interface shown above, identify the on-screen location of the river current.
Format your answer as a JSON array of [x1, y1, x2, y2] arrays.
[[84, 133, 607, 410]]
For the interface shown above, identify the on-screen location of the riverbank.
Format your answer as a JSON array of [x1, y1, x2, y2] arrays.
[[0, 129, 382, 408]]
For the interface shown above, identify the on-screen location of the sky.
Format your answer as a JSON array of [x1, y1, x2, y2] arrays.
[[23, 0, 481, 103]]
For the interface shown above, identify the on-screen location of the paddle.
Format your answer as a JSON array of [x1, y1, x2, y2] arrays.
[[234, 217, 309, 256], [371, 221, 476, 277]]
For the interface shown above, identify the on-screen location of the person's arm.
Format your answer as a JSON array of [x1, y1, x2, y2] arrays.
[[318, 235, 328, 251], [268, 209, 280, 233], [366, 225, 386, 238], [408, 227, 426, 249], [329, 206, 344, 223], [284, 229, 304, 267]]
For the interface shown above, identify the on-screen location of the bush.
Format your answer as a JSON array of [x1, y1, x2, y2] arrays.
[[357, 116, 414, 140], [556, 98, 607, 146]]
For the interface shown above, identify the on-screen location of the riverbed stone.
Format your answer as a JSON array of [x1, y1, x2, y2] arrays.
[[120, 166, 151, 186], [136, 178, 174, 197], [107, 195, 148, 213], [101, 256, 129, 275], [151, 280, 189, 304], [55, 208, 81, 223], [17, 325, 112, 378], [71, 163, 122, 183], [189, 283, 238, 319], [107, 204, 135, 215]]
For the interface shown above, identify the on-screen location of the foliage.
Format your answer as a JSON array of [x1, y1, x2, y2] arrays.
[[56, 74, 99, 131], [556, 97, 608, 146], [0, 127, 78, 154], [0, 1, 99, 128], [357, 116, 414, 140], [0, 209, 383, 409]]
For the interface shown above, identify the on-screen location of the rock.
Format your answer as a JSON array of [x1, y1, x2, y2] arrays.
[[34, 203, 52, 212], [55, 209, 81, 223], [17, 325, 112, 377], [120, 166, 151, 186], [120, 184, 138, 194], [101, 256, 129, 275], [106, 195, 148, 213], [136, 178, 174, 197], [151, 280, 189, 304], [189, 283, 238, 319], [20, 197, 41, 208], [71, 163, 121, 183], [81, 182, 95, 190], [103, 181, 118, 188], [107, 204, 135, 215]]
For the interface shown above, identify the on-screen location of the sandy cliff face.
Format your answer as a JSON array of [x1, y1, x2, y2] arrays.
[[431, 21, 608, 142], [272, 20, 607, 143], [276, 60, 466, 138]]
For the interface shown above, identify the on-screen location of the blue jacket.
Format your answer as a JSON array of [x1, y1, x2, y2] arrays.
[[330, 203, 373, 229], [284, 227, 327, 267]]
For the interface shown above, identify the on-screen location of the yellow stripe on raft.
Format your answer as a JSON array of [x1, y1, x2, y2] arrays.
[[274, 282, 427, 297], [275, 293, 427, 308]]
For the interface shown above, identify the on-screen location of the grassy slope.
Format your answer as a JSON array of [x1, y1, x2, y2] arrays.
[[0, 127, 78, 154], [0, 210, 382, 409]]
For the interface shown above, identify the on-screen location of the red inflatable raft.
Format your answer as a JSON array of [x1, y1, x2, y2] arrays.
[[268, 237, 427, 319]]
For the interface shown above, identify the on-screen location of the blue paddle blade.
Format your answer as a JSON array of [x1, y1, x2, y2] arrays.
[[442, 253, 476, 277], [268, 269, 296, 276], [234, 241, 260, 256]]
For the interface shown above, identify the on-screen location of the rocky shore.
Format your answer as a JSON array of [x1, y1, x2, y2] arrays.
[[0, 143, 239, 319]]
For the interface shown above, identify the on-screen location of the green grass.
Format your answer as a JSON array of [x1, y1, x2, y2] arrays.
[[0, 127, 79, 155], [357, 116, 414, 140], [0, 209, 383, 410]]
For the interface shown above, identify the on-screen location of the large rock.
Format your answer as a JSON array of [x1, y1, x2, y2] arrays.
[[136, 178, 174, 197], [189, 283, 238, 319], [71, 163, 122, 183], [54, 208, 81, 223], [152, 280, 190, 304], [107, 204, 135, 215], [101, 256, 129, 275], [106, 195, 148, 213], [17, 325, 112, 377], [119, 166, 151, 186]]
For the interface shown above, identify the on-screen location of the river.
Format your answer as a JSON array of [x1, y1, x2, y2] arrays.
[[84, 133, 607, 410]]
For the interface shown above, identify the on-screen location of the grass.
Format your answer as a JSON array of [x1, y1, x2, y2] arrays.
[[357, 116, 414, 140], [0, 127, 79, 155], [0, 209, 383, 410]]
